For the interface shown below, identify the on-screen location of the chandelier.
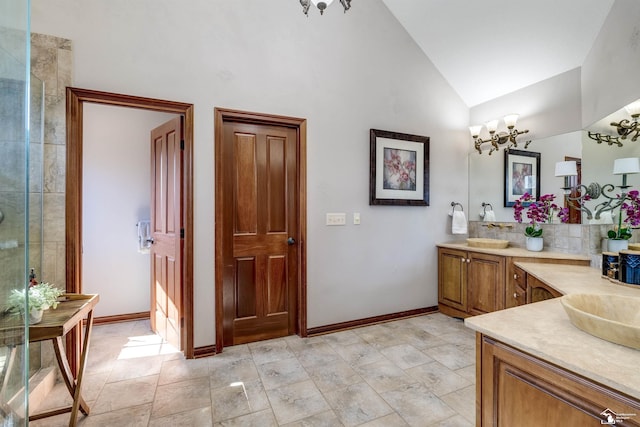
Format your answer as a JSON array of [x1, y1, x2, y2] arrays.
[[588, 100, 640, 147], [300, 0, 351, 16], [468, 114, 530, 155]]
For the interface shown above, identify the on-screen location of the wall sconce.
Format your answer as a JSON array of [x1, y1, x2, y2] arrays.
[[469, 114, 530, 155], [588, 100, 640, 147], [555, 157, 640, 220]]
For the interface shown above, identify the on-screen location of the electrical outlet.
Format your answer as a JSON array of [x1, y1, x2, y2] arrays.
[[353, 212, 360, 225], [326, 213, 346, 225]]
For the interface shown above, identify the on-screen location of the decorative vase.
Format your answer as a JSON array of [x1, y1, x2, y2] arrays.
[[29, 308, 43, 324], [525, 236, 544, 252], [608, 239, 629, 253]]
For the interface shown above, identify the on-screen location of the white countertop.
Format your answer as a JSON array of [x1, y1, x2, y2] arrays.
[[465, 263, 640, 399]]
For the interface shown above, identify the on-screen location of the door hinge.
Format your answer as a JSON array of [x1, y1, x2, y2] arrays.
[[180, 228, 184, 239], [180, 139, 185, 150]]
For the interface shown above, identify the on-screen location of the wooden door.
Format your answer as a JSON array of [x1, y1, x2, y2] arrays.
[[219, 120, 299, 346], [564, 156, 582, 224], [150, 117, 183, 350]]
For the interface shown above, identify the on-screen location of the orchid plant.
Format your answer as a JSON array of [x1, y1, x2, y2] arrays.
[[608, 189, 640, 240], [513, 193, 568, 237]]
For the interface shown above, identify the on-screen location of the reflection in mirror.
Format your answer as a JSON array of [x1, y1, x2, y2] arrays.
[[582, 99, 640, 224], [468, 131, 582, 223]]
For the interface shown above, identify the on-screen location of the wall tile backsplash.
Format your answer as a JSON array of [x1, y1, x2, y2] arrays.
[[468, 221, 634, 268]]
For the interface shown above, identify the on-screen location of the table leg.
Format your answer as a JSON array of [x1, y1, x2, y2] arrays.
[[69, 309, 94, 427]]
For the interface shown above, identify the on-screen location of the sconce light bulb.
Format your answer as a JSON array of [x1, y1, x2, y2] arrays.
[[624, 100, 640, 118], [485, 120, 499, 133], [503, 114, 519, 129], [469, 125, 483, 138]]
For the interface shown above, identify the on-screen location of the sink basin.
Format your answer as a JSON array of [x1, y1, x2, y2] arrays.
[[466, 238, 509, 249], [560, 293, 640, 349]]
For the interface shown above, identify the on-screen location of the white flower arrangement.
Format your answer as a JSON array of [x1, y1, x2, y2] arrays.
[[7, 283, 64, 314]]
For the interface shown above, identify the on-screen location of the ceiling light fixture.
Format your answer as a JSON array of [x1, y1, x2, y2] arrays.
[[469, 114, 530, 155], [300, 0, 351, 16], [588, 99, 640, 147]]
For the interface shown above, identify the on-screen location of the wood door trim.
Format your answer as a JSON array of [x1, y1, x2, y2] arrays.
[[214, 108, 307, 353], [66, 87, 195, 370]]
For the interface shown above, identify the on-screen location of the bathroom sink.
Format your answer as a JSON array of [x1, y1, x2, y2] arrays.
[[466, 238, 509, 249], [560, 293, 640, 350]]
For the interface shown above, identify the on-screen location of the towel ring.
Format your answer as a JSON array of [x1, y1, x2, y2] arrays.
[[480, 202, 493, 218], [450, 202, 464, 215]]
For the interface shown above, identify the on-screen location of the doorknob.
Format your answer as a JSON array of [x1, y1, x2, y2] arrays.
[[287, 237, 296, 245]]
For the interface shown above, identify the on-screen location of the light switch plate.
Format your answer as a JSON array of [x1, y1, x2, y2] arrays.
[[326, 213, 346, 225], [353, 212, 360, 225]]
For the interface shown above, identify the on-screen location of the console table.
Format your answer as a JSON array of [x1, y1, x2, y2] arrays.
[[28, 293, 99, 427]]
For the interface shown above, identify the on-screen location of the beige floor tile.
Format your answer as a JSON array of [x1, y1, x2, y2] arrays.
[[281, 409, 342, 426], [333, 342, 386, 367], [91, 375, 159, 415], [381, 383, 457, 426], [405, 361, 471, 396], [209, 356, 260, 389], [248, 339, 294, 365], [32, 313, 478, 426], [265, 380, 330, 425], [150, 377, 211, 419], [210, 378, 270, 422], [440, 385, 475, 423], [324, 382, 393, 427], [148, 406, 213, 427], [158, 356, 210, 385], [423, 344, 475, 371], [354, 359, 418, 393], [306, 358, 361, 393], [359, 412, 409, 426], [380, 343, 433, 369], [214, 408, 278, 426], [256, 357, 310, 390]]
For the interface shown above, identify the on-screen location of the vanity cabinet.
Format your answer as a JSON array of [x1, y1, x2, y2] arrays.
[[438, 246, 591, 317], [438, 248, 504, 318], [477, 334, 640, 426]]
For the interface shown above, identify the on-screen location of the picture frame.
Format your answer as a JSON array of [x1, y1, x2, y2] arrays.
[[369, 129, 429, 206], [504, 149, 540, 207]]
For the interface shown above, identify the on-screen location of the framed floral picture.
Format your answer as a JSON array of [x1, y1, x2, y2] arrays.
[[504, 149, 540, 207], [369, 129, 430, 206]]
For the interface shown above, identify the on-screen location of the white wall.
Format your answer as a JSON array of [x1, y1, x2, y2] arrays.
[[470, 68, 583, 143], [582, 0, 640, 127], [82, 103, 177, 318], [32, 0, 469, 346]]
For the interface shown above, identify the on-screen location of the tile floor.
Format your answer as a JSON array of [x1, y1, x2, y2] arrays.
[[30, 313, 476, 426]]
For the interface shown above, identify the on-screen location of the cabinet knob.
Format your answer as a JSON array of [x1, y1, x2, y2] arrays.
[[513, 292, 519, 299], [461, 258, 465, 263], [513, 274, 518, 279], [466, 258, 470, 263]]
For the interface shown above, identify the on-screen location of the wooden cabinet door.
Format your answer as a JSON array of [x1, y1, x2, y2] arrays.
[[438, 248, 468, 312], [468, 252, 504, 315], [527, 274, 562, 303], [478, 335, 640, 426]]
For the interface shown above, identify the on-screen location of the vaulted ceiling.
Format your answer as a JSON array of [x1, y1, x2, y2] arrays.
[[381, 0, 615, 107]]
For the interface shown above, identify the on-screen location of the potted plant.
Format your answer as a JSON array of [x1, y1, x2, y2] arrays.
[[513, 193, 568, 251], [607, 189, 640, 252], [7, 283, 64, 324]]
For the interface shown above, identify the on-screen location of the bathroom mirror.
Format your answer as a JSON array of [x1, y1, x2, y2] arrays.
[[468, 100, 640, 224]]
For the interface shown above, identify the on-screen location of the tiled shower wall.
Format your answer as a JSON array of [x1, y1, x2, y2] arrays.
[[31, 33, 72, 287]]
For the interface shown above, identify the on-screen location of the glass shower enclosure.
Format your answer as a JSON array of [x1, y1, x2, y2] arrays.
[[1, 0, 45, 424]]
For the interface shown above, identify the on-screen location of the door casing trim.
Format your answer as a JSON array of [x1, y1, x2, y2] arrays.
[[66, 87, 195, 370], [214, 107, 308, 353]]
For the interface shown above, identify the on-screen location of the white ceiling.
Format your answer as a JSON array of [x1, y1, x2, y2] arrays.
[[381, 0, 615, 107]]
